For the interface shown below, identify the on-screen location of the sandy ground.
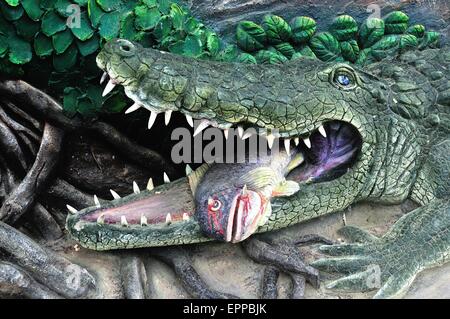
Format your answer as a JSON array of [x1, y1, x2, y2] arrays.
[[59, 201, 450, 299]]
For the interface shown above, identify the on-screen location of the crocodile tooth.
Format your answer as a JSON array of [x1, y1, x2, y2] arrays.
[[242, 184, 248, 195], [183, 213, 190, 221], [165, 213, 172, 224], [185, 114, 194, 127], [140, 215, 148, 226], [148, 111, 158, 129], [102, 80, 116, 97], [223, 129, 229, 140], [242, 131, 252, 140], [147, 178, 154, 191], [97, 214, 105, 224], [66, 205, 77, 215], [125, 103, 141, 114], [163, 172, 170, 183], [133, 181, 140, 194], [284, 139, 291, 155], [294, 137, 300, 146], [110, 189, 121, 199], [121, 216, 128, 227], [100, 72, 108, 84], [165, 110, 172, 125], [193, 120, 210, 137], [303, 137, 311, 149], [237, 126, 244, 138], [318, 125, 327, 138], [266, 134, 275, 149], [185, 164, 193, 176], [94, 195, 101, 208]]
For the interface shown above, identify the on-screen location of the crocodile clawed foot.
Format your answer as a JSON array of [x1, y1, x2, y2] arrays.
[[242, 234, 334, 299], [152, 247, 239, 299]]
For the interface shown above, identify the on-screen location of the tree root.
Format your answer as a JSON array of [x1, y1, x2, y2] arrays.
[[0, 221, 95, 298], [0, 123, 64, 224], [120, 253, 147, 299]]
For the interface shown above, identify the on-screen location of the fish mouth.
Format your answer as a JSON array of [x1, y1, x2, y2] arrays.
[[226, 190, 267, 243]]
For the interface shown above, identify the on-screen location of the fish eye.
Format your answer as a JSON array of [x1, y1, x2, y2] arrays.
[[331, 66, 358, 90], [208, 198, 222, 212]]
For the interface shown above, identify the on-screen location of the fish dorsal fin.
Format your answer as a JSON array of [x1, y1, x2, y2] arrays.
[[272, 180, 300, 197], [241, 167, 278, 190], [188, 163, 211, 195]]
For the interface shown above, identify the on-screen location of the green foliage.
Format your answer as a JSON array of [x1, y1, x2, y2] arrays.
[[290, 16, 316, 44], [234, 10, 440, 67], [0, 0, 222, 116], [384, 11, 409, 34], [261, 14, 291, 44], [0, 3, 443, 117], [236, 21, 266, 52]]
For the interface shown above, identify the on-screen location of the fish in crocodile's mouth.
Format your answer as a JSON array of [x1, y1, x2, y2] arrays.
[[67, 117, 362, 245]]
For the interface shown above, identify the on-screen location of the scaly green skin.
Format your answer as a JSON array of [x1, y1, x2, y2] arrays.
[[67, 39, 450, 298]]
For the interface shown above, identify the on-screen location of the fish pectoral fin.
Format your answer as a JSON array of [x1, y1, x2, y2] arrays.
[[287, 153, 305, 172], [241, 167, 278, 190], [272, 180, 300, 197]]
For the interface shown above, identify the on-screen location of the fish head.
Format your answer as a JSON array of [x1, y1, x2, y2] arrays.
[[195, 185, 269, 243]]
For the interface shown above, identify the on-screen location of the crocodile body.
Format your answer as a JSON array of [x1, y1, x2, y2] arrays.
[[67, 39, 450, 298]]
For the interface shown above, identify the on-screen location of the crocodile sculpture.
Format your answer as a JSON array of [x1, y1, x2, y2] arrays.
[[66, 37, 450, 298]]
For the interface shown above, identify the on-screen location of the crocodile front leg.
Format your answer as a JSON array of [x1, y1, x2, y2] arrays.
[[312, 199, 450, 298]]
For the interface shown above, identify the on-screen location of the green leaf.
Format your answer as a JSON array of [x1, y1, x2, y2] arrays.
[[168, 39, 184, 54], [384, 11, 409, 35], [22, 0, 44, 21], [330, 15, 358, 41], [98, 11, 120, 40], [310, 32, 342, 62], [355, 48, 370, 66], [169, 3, 186, 30], [296, 45, 316, 59], [0, 35, 8, 57], [119, 11, 139, 39], [236, 21, 266, 52], [87, 0, 105, 28], [183, 34, 202, 57], [134, 5, 161, 31], [0, 57, 23, 76], [8, 36, 32, 64], [153, 15, 171, 40], [53, 43, 78, 71], [55, 0, 73, 17], [0, 1, 24, 21], [290, 16, 316, 44], [216, 44, 238, 62], [70, 11, 94, 40], [255, 50, 287, 64], [206, 31, 219, 56], [158, 0, 171, 15], [274, 42, 295, 58], [5, 0, 19, 6], [96, 0, 122, 12], [53, 29, 74, 54], [77, 95, 96, 117], [399, 34, 418, 51], [41, 10, 67, 36], [406, 24, 425, 38], [63, 87, 81, 117], [340, 40, 360, 62], [34, 33, 54, 57], [370, 35, 399, 60], [102, 90, 128, 113], [237, 52, 257, 64], [14, 15, 40, 40], [262, 14, 291, 44], [419, 31, 440, 49], [358, 18, 385, 48]]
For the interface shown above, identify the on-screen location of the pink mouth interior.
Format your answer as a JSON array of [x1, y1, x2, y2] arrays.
[[81, 179, 194, 225]]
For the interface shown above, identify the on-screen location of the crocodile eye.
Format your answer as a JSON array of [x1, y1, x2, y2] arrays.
[[331, 66, 358, 90]]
